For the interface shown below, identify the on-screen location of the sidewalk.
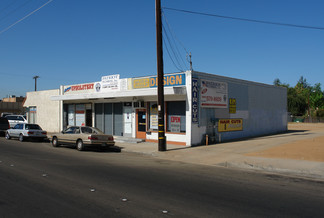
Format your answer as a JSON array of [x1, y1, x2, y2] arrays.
[[116, 123, 324, 180]]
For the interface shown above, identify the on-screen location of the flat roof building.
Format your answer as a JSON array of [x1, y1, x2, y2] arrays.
[[24, 71, 287, 146]]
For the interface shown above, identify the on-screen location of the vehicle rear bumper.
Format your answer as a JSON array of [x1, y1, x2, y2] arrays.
[[84, 141, 115, 147], [26, 135, 48, 139]]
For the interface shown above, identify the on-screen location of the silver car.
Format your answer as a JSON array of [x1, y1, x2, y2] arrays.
[[5, 123, 47, 142]]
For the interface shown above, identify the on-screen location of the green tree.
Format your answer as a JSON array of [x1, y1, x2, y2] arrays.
[[296, 76, 310, 89], [310, 83, 324, 110], [287, 87, 307, 116], [273, 78, 289, 88], [274, 76, 324, 117]]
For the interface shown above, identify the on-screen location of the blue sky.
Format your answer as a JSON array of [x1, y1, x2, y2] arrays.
[[1, 0, 324, 99]]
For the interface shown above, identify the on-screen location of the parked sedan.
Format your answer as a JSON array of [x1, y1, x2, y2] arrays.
[[5, 123, 47, 142], [51, 126, 115, 151]]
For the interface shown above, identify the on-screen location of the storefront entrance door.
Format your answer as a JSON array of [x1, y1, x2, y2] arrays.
[[136, 109, 146, 139]]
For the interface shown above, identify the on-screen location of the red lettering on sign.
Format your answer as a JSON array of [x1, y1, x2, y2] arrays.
[[171, 116, 181, 122]]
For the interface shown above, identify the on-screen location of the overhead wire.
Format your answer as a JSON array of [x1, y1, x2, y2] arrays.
[[163, 7, 324, 31], [0, 0, 53, 35], [162, 11, 189, 70], [0, 0, 33, 23], [162, 33, 183, 72], [162, 24, 185, 72]]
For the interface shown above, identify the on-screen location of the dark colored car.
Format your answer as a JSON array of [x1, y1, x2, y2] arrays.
[[0, 117, 10, 136]]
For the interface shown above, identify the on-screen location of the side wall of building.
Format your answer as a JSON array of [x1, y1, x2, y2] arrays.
[[24, 89, 61, 132], [191, 71, 287, 146]]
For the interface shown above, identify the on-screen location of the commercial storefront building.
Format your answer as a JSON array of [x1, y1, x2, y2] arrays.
[[24, 71, 287, 146]]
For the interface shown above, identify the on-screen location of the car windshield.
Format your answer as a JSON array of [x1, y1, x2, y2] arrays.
[[25, 124, 41, 130], [81, 127, 103, 134]]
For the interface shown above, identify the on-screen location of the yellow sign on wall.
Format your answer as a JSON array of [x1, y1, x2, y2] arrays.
[[218, 119, 243, 132], [229, 98, 236, 114], [132, 73, 186, 89], [133, 78, 150, 89]]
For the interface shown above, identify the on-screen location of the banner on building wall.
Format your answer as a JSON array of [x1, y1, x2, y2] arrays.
[[101, 74, 120, 91], [132, 73, 186, 89], [119, 78, 128, 91], [192, 78, 199, 124], [218, 119, 243, 132], [200, 79, 228, 108], [64, 83, 95, 95], [95, 78, 128, 93]]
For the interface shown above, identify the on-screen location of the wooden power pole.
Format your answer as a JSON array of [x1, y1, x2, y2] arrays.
[[155, 0, 166, 151]]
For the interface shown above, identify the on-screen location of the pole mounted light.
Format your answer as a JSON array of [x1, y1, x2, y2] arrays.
[[155, 0, 166, 151], [33, 75, 40, 91]]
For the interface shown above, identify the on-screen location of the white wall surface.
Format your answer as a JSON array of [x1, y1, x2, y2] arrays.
[[24, 89, 60, 132]]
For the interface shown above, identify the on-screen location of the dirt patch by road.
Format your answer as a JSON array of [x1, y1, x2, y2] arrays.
[[246, 123, 324, 162]]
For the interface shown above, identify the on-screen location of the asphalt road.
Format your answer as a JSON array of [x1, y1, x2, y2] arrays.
[[1, 137, 324, 218]]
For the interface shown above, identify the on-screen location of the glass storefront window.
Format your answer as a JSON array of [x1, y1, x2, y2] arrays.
[[75, 104, 85, 126], [148, 101, 186, 133], [149, 102, 158, 130], [65, 104, 86, 127], [68, 105, 75, 126], [167, 101, 186, 133]]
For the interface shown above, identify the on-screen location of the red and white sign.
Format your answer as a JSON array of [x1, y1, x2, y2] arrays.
[[170, 116, 181, 132], [200, 79, 228, 108], [64, 83, 95, 94]]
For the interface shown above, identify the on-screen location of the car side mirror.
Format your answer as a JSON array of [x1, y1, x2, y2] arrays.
[[61, 131, 64, 134]]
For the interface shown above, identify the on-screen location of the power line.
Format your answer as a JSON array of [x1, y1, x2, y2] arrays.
[[0, 0, 33, 23], [162, 24, 186, 71], [0, 0, 53, 35], [162, 11, 188, 70], [163, 7, 324, 31], [163, 35, 183, 72], [162, 11, 189, 55]]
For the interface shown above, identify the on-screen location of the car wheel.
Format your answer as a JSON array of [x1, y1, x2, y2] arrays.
[[5, 132, 11, 140], [76, 139, 84, 151], [19, 134, 24, 142], [52, 137, 59, 147]]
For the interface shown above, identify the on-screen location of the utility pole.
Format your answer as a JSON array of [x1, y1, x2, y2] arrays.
[[189, 52, 193, 71], [33, 75, 39, 91], [156, 0, 166, 151]]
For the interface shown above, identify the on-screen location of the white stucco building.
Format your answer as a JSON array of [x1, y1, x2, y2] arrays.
[[24, 71, 287, 146]]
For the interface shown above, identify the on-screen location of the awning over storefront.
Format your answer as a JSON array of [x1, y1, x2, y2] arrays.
[[50, 86, 186, 101]]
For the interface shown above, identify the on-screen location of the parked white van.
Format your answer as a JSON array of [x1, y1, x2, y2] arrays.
[[5, 115, 27, 128]]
